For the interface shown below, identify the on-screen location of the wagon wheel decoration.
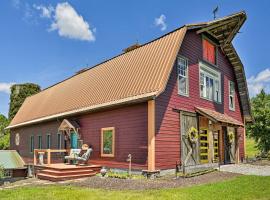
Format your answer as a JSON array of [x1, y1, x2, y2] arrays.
[[187, 127, 199, 144], [228, 131, 235, 144]]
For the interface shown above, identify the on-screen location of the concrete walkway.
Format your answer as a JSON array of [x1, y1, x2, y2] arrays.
[[220, 164, 270, 176]]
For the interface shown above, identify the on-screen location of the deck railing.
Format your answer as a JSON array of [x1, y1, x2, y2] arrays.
[[34, 149, 67, 165]]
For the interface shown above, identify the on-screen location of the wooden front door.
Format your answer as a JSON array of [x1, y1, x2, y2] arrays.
[[180, 111, 199, 166]]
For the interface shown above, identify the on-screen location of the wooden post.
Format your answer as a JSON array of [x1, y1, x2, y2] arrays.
[[243, 118, 246, 160], [33, 150, 37, 165], [47, 149, 51, 165], [147, 99, 155, 171]]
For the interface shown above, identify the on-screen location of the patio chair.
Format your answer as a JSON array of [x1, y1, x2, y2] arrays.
[[65, 148, 93, 165], [64, 149, 81, 164], [74, 148, 93, 165]]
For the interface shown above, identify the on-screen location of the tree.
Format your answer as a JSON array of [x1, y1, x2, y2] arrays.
[[8, 83, 41, 120], [0, 114, 10, 150], [247, 89, 270, 154]]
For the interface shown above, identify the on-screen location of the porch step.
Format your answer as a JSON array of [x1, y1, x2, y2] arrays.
[[37, 172, 96, 182], [35, 164, 102, 182], [41, 169, 95, 176]]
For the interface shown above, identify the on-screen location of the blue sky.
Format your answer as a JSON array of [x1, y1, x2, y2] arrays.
[[0, 0, 270, 117]]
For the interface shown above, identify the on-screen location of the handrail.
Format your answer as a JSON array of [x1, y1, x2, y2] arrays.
[[34, 149, 67, 165]]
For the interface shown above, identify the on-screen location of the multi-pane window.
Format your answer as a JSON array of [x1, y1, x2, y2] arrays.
[[57, 133, 62, 149], [30, 135, 34, 153], [229, 81, 235, 110], [200, 62, 221, 102], [38, 135, 42, 149], [203, 38, 216, 65], [4, 170, 12, 178], [177, 57, 189, 96], [101, 127, 115, 157], [46, 134, 51, 149]]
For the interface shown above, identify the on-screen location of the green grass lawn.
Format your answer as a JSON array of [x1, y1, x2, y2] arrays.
[[1, 176, 270, 200], [246, 137, 259, 158]]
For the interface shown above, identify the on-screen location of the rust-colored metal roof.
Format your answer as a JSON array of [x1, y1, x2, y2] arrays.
[[9, 27, 187, 128], [195, 107, 244, 126], [8, 11, 251, 129]]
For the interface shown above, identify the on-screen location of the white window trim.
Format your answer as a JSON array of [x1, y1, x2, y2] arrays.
[[199, 62, 221, 103], [229, 80, 235, 111], [177, 56, 189, 96], [4, 169, 12, 178]]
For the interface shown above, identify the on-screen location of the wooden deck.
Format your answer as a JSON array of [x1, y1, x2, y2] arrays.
[[35, 163, 102, 182]]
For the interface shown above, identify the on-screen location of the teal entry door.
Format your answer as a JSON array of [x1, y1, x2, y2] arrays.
[[70, 132, 78, 149]]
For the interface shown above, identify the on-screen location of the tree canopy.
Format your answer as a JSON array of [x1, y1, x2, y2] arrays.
[[8, 83, 41, 120], [247, 89, 270, 154], [0, 114, 10, 150]]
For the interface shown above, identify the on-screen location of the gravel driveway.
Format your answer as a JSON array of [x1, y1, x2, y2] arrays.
[[220, 164, 270, 176]]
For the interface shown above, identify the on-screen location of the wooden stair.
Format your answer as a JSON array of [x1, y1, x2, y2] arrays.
[[36, 164, 101, 182]]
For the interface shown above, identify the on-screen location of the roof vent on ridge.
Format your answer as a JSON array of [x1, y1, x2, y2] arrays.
[[123, 43, 141, 53]]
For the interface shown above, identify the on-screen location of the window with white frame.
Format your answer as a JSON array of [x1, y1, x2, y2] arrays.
[[177, 56, 189, 96], [229, 81, 235, 110], [4, 169, 12, 178], [199, 62, 221, 102]]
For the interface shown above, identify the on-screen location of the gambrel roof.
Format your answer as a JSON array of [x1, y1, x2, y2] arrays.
[[8, 11, 251, 129]]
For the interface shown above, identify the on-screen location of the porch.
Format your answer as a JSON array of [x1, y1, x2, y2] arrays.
[[35, 163, 101, 182]]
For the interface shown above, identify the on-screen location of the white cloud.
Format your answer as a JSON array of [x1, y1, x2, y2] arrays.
[[33, 4, 54, 18], [247, 68, 270, 97], [0, 83, 15, 94], [154, 14, 167, 31], [49, 2, 95, 41]]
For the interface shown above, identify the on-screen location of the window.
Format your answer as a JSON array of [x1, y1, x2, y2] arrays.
[[57, 133, 62, 149], [46, 134, 51, 149], [199, 62, 221, 102], [203, 38, 216, 65], [229, 81, 235, 110], [101, 127, 115, 157], [38, 135, 42, 149], [177, 56, 189, 96], [30, 135, 34, 153], [4, 170, 12, 178]]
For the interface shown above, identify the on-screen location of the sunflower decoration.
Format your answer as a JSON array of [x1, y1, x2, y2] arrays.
[[228, 131, 235, 143], [187, 127, 199, 143]]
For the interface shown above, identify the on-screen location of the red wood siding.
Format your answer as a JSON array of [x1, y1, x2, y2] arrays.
[[155, 30, 245, 169], [10, 103, 148, 170], [78, 103, 148, 170]]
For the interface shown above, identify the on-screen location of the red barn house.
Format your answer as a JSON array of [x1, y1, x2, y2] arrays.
[[8, 12, 252, 178]]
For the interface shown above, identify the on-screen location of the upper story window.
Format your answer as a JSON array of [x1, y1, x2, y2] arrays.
[[101, 127, 115, 157], [177, 56, 189, 96], [203, 38, 216, 65], [229, 81, 235, 111], [200, 62, 221, 103]]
